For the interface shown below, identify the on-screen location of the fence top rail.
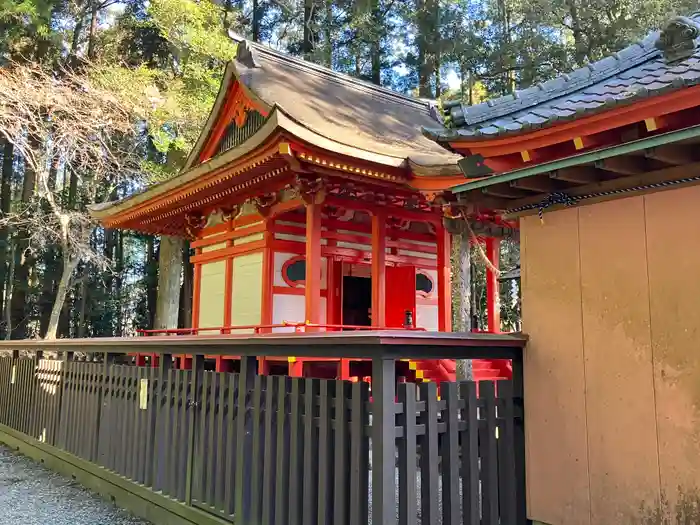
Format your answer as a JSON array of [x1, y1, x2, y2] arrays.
[[0, 331, 527, 360]]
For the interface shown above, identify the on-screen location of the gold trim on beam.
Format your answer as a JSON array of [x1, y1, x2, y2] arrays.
[[296, 152, 403, 183]]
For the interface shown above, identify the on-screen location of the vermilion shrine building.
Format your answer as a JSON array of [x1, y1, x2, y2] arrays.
[[425, 14, 700, 525], [92, 37, 515, 382]]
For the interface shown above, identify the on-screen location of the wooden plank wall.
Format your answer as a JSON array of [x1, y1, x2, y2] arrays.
[[521, 184, 700, 525]]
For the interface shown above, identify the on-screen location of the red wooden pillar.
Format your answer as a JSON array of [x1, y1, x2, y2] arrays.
[[485, 237, 501, 333], [305, 202, 323, 326], [437, 221, 452, 332], [371, 212, 387, 328], [261, 222, 274, 332]]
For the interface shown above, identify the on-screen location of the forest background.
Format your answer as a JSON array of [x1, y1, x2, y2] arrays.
[[0, 0, 692, 339]]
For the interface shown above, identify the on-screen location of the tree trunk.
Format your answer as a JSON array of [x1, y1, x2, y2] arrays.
[[252, 0, 262, 42], [44, 255, 79, 340], [369, 0, 381, 85], [180, 241, 193, 328], [115, 230, 124, 336], [77, 265, 88, 338], [416, 0, 438, 98], [153, 235, 184, 330], [71, 6, 86, 56], [3, 243, 14, 340], [453, 230, 472, 380], [10, 153, 37, 339], [87, 0, 99, 59], [146, 237, 158, 329], [0, 139, 13, 336], [323, 0, 333, 67], [303, 0, 314, 60]]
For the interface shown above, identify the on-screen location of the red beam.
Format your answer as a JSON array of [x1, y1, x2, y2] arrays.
[[485, 237, 501, 333], [305, 202, 323, 326], [371, 212, 387, 327]]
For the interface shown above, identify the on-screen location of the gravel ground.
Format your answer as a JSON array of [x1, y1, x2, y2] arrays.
[[0, 445, 150, 525]]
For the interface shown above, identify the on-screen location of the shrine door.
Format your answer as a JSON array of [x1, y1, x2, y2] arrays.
[[385, 266, 416, 328]]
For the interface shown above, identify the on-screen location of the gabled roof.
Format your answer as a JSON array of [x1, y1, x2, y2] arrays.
[[424, 13, 700, 143], [187, 32, 461, 171]]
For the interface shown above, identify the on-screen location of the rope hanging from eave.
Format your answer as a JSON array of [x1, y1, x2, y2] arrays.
[[506, 175, 700, 220]]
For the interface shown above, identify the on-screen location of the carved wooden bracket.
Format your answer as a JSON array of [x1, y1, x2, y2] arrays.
[[387, 217, 411, 231], [185, 212, 207, 239], [253, 192, 279, 217], [294, 175, 326, 206]]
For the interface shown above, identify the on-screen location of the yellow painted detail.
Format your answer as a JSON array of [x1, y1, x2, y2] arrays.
[[520, 150, 531, 162], [278, 142, 292, 156], [644, 118, 658, 132], [409, 361, 418, 370], [415, 369, 424, 379], [573, 137, 584, 150], [288, 357, 296, 363], [231, 252, 263, 332]]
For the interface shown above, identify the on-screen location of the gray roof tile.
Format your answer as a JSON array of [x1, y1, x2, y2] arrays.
[[425, 12, 700, 142]]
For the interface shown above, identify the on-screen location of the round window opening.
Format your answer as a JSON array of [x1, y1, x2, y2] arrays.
[[282, 257, 307, 287], [416, 272, 434, 297]]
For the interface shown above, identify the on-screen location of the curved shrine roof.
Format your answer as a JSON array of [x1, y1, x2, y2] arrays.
[[186, 33, 461, 171], [424, 13, 700, 143]]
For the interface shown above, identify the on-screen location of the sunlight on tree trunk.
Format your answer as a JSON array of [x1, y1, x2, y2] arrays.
[[154, 235, 184, 330], [452, 230, 472, 380]]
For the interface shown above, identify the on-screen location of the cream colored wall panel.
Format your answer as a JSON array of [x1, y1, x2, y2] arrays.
[[233, 232, 264, 245], [521, 209, 591, 525], [578, 197, 659, 523], [230, 252, 263, 333], [198, 260, 226, 328], [201, 242, 227, 253]]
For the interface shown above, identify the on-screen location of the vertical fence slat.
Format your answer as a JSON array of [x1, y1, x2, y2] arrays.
[[234, 356, 256, 523], [215, 371, 228, 513], [317, 380, 333, 525], [274, 377, 291, 525], [348, 381, 369, 525], [302, 378, 319, 525], [177, 369, 190, 501], [398, 382, 418, 525], [497, 380, 517, 525], [333, 381, 350, 525], [459, 381, 479, 525], [288, 378, 304, 525], [250, 375, 264, 523], [194, 369, 209, 504], [418, 382, 440, 525], [224, 372, 238, 515], [185, 356, 204, 505], [262, 375, 278, 525], [162, 367, 175, 496], [442, 382, 461, 525], [206, 372, 219, 507], [480, 380, 499, 525]]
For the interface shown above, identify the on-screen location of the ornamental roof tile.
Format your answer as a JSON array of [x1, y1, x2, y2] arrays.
[[424, 13, 700, 143]]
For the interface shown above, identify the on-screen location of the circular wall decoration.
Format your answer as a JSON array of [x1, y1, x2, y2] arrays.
[[282, 256, 307, 287], [416, 272, 434, 297]]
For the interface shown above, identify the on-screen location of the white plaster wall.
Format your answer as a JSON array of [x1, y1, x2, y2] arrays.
[[273, 252, 327, 289], [272, 294, 327, 332], [416, 304, 438, 331]]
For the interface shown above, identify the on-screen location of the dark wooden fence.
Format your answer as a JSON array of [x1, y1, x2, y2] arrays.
[[0, 333, 527, 525]]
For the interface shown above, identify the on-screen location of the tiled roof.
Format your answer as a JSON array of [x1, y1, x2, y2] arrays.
[[424, 13, 700, 142], [229, 35, 462, 168]]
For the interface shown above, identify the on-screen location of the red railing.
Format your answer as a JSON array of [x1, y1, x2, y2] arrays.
[[136, 321, 426, 336]]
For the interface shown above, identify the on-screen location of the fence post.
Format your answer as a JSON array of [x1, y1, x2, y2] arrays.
[[371, 356, 396, 525], [512, 351, 527, 524], [185, 353, 204, 505], [235, 355, 258, 523]]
